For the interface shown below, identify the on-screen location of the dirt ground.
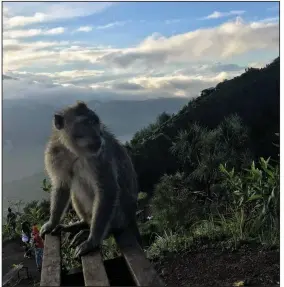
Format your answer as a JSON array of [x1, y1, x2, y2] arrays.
[[3, 239, 279, 286], [155, 245, 280, 287], [2, 238, 41, 286]]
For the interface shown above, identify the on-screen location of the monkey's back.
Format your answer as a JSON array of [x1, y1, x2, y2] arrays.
[[103, 131, 139, 228]]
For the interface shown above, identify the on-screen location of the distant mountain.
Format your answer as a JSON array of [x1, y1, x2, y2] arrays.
[[3, 97, 189, 149], [3, 97, 189, 208], [3, 171, 49, 211]]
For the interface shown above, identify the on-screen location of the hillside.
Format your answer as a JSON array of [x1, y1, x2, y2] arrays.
[[130, 57, 280, 192]]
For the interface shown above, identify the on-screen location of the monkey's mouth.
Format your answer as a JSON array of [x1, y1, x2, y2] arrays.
[[87, 141, 101, 153]]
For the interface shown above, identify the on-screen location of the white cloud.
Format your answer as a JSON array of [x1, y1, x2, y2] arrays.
[[3, 15, 279, 100], [3, 2, 113, 28], [96, 21, 129, 30], [97, 17, 278, 68], [3, 27, 65, 39], [257, 17, 279, 23], [3, 17, 279, 72], [45, 27, 65, 35], [75, 26, 93, 32], [4, 59, 247, 103], [202, 10, 245, 20]]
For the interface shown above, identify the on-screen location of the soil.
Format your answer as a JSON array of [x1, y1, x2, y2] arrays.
[[155, 245, 280, 287], [2, 239, 279, 287], [2, 238, 41, 286]]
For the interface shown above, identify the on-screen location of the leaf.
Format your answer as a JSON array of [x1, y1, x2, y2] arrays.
[[247, 194, 263, 202], [233, 280, 244, 286]]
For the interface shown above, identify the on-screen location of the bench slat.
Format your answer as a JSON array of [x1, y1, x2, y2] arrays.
[[115, 230, 164, 287], [40, 234, 61, 286], [3, 264, 23, 287], [82, 251, 110, 286]]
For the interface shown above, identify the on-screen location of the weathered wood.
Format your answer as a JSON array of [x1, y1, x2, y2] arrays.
[[40, 234, 61, 286], [82, 250, 110, 286], [115, 230, 164, 287], [3, 263, 24, 287]]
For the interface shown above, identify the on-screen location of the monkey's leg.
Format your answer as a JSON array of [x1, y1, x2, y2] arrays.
[[40, 184, 70, 237], [74, 178, 118, 258]]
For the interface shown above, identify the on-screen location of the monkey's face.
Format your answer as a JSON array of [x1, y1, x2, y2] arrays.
[[54, 102, 104, 156]]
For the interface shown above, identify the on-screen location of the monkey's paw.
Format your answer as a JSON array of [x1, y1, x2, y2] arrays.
[[73, 239, 99, 258], [40, 221, 56, 238], [51, 224, 67, 235]]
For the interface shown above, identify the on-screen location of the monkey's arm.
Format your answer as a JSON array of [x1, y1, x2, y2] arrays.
[[74, 176, 118, 257], [40, 184, 70, 237]]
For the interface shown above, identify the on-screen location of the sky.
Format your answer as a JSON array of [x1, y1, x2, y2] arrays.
[[3, 1, 280, 102]]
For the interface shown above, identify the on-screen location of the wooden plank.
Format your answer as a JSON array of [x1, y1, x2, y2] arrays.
[[115, 230, 164, 287], [3, 264, 23, 287], [82, 250, 110, 286], [40, 234, 61, 286]]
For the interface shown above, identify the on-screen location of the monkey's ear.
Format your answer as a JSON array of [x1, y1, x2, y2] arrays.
[[76, 101, 87, 108], [54, 114, 64, 130]]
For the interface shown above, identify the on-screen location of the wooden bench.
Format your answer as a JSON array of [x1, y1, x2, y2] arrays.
[[40, 232, 164, 286], [3, 263, 31, 287]]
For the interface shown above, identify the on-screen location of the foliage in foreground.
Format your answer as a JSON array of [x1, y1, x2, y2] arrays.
[[146, 157, 279, 260]]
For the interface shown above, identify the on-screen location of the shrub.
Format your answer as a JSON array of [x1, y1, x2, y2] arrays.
[[151, 172, 206, 231]]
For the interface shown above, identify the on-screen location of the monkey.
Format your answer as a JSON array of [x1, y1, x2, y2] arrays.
[[40, 101, 142, 258]]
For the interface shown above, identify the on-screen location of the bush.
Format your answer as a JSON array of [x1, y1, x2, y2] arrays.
[[218, 157, 280, 245], [151, 172, 206, 231]]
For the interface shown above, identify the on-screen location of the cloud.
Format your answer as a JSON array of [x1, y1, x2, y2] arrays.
[[3, 27, 65, 39], [97, 17, 279, 69], [4, 58, 246, 104], [3, 17, 279, 72], [12, 70, 104, 81], [96, 21, 129, 30], [75, 26, 93, 33], [202, 10, 245, 20], [3, 73, 178, 103], [257, 17, 279, 23], [3, 2, 113, 28]]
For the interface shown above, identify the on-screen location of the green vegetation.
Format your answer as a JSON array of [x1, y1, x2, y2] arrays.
[[131, 57, 280, 260], [4, 57, 279, 271]]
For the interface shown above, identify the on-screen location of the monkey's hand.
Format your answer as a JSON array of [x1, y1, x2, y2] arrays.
[[73, 237, 99, 258], [51, 224, 68, 235], [40, 221, 56, 238]]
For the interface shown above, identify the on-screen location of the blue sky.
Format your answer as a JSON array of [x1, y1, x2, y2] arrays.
[[3, 1, 279, 102]]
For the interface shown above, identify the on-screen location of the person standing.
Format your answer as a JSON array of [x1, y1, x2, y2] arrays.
[[31, 225, 44, 272], [21, 221, 32, 258], [7, 208, 16, 236]]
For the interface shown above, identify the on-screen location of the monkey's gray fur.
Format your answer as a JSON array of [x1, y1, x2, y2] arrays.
[[40, 101, 140, 257]]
